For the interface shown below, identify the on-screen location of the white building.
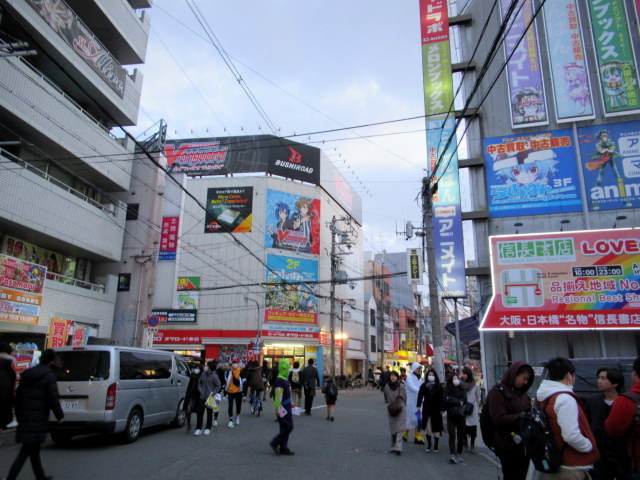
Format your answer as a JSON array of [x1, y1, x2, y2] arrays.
[[0, 0, 151, 345]]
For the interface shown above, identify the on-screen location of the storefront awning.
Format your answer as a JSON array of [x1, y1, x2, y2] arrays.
[[346, 350, 367, 360]]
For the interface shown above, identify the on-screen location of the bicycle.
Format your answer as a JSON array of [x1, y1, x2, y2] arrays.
[[250, 390, 262, 417]]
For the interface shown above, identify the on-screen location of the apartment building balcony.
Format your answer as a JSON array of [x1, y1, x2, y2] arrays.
[[1, 0, 144, 126], [0, 152, 127, 263], [0, 56, 134, 191], [129, 0, 153, 9], [65, 0, 151, 65]]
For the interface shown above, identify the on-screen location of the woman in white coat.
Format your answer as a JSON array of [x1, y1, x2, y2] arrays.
[[403, 362, 424, 444], [461, 366, 481, 453]]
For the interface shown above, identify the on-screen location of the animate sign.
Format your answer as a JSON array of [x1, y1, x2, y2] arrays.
[[480, 228, 640, 330]]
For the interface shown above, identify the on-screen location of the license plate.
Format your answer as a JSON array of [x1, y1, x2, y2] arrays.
[[61, 400, 81, 410]]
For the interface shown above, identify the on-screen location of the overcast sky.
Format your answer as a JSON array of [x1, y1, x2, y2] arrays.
[[132, 0, 469, 256]]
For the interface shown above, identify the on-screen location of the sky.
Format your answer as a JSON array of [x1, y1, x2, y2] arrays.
[[131, 0, 467, 256]]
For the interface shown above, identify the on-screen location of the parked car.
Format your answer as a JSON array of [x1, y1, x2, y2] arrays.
[[48, 346, 189, 444]]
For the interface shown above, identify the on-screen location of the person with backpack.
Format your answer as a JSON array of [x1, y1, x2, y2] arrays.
[[225, 359, 245, 428], [416, 367, 444, 453], [535, 357, 599, 479], [461, 366, 481, 454], [385, 370, 406, 455], [482, 360, 535, 480], [444, 372, 467, 464], [605, 356, 640, 479], [586, 367, 629, 480], [288, 361, 303, 408], [321, 375, 338, 421]]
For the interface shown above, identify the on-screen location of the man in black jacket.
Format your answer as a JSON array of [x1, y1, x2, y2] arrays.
[[301, 359, 321, 415], [5, 348, 64, 480]]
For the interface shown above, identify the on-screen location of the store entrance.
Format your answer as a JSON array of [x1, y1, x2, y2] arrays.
[[262, 346, 306, 369]]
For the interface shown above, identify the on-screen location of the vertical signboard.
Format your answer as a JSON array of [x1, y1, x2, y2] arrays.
[[205, 187, 253, 233], [46, 318, 72, 348], [500, 0, 549, 128], [159, 217, 179, 261], [264, 190, 320, 255], [480, 229, 640, 330], [542, 0, 595, 122], [0, 255, 47, 326], [71, 325, 89, 346], [265, 254, 318, 324], [407, 248, 424, 285], [420, 0, 467, 298], [577, 121, 640, 211], [484, 129, 583, 217], [587, 0, 640, 116]]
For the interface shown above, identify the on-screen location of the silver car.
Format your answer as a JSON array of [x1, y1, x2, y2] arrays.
[[48, 346, 189, 444]]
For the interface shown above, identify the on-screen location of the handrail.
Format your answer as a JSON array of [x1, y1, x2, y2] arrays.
[[0, 148, 123, 217], [46, 271, 105, 293]]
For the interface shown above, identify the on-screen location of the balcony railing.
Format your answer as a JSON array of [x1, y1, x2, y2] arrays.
[[46, 271, 105, 293], [0, 148, 123, 217]]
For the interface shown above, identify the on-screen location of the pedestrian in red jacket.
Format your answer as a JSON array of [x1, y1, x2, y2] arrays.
[[605, 356, 640, 476]]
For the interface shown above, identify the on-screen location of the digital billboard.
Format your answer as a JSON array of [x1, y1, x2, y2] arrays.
[[265, 189, 320, 255], [480, 229, 640, 330], [265, 254, 318, 324], [484, 129, 583, 217], [205, 187, 253, 233], [578, 121, 640, 211]]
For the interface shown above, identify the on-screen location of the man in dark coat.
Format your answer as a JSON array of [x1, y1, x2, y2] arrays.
[[0, 342, 16, 431], [301, 358, 321, 415], [5, 348, 64, 480]]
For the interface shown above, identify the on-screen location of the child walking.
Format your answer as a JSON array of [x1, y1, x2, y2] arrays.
[[321, 375, 338, 421]]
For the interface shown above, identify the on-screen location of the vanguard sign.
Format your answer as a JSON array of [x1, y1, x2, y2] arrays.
[[480, 229, 640, 330]]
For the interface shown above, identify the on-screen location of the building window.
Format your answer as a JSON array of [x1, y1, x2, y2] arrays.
[[126, 204, 139, 220], [369, 309, 376, 327], [117, 273, 131, 291], [370, 335, 377, 353]]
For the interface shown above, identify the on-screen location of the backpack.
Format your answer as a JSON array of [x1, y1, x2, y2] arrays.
[[480, 384, 505, 451], [327, 381, 338, 398], [519, 393, 565, 474]]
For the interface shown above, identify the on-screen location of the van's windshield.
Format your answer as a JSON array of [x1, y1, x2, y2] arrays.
[[52, 351, 111, 381]]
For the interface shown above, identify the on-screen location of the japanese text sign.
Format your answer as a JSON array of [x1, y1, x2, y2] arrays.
[[159, 217, 179, 261]]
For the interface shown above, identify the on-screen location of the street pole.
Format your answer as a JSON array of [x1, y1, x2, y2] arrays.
[[423, 177, 445, 382], [453, 298, 462, 367], [330, 217, 337, 378], [340, 302, 345, 376]]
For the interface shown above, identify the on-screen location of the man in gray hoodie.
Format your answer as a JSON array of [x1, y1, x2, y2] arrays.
[[194, 360, 221, 436]]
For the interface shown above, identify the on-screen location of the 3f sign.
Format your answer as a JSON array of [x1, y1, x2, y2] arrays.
[[407, 248, 424, 285]]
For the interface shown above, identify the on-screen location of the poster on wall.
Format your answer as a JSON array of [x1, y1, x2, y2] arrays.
[[0, 254, 47, 326], [176, 276, 199, 310], [541, 0, 595, 123], [265, 254, 318, 324], [586, 0, 640, 116], [264, 190, 320, 255], [204, 187, 253, 233], [577, 121, 640, 211], [2, 235, 64, 278], [480, 229, 640, 330], [484, 129, 583, 217], [218, 345, 248, 365], [159, 217, 179, 261], [500, 0, 549, 128]]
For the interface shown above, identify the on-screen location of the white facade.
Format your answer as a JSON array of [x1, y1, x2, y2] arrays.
[[0, 0, 151, 343]]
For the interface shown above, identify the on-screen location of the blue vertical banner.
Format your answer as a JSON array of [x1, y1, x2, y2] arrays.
[[420, 0, 467, 298]]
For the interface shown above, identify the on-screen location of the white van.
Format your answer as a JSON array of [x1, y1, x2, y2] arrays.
[[48, 346, 190, 444]]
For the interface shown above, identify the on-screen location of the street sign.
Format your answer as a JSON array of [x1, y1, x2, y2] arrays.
[[148, 315, 161, 327]]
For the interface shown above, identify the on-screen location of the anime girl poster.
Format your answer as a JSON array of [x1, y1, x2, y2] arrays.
[[264, 189, 320, 255], [484, 129, 582, 217]]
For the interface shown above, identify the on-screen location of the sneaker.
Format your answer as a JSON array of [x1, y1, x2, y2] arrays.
[[433, 447, 439, 453], [449, 455, 458, 464], [457, 455, 465, 463], [425, 447, 432, 453], [203, 429, 211, 435], [227, 421, 234, 428], [213, 419, 218, 427], [194, 429, 202, 436], [235, 416, 240, 425]]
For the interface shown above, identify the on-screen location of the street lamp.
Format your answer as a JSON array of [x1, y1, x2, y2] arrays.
[[244, 294, 261, 357]]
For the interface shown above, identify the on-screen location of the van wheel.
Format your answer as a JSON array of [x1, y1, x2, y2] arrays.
[[122, 408, 143, 443], [171, 399, 186, 428], [51, 431, 73, 445]]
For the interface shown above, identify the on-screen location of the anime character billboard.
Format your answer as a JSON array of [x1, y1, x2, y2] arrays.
[[265, 255, 318, 324], [264, 189, 320, 255], [484, 129, 582, 217], [578, 121, 640, 211]]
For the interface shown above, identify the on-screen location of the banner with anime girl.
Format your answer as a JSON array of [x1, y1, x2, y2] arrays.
[[541, 0, 595, 123], [586, 0, 640, 116], [484, 129, 583, 217], [265, 254, 318, 324], [264, 189, 320, 255]]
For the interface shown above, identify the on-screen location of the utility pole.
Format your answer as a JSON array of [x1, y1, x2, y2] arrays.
[[422, 177, 445, 382], [329, 216, 337, 378]]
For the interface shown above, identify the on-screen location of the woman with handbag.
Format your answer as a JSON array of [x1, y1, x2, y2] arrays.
[[417, 368, 444, 453], [443, 373, 467, 464], [461, 367, 481, 454], [385, 371, 407, 455], [194, 360, 221, 436]]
